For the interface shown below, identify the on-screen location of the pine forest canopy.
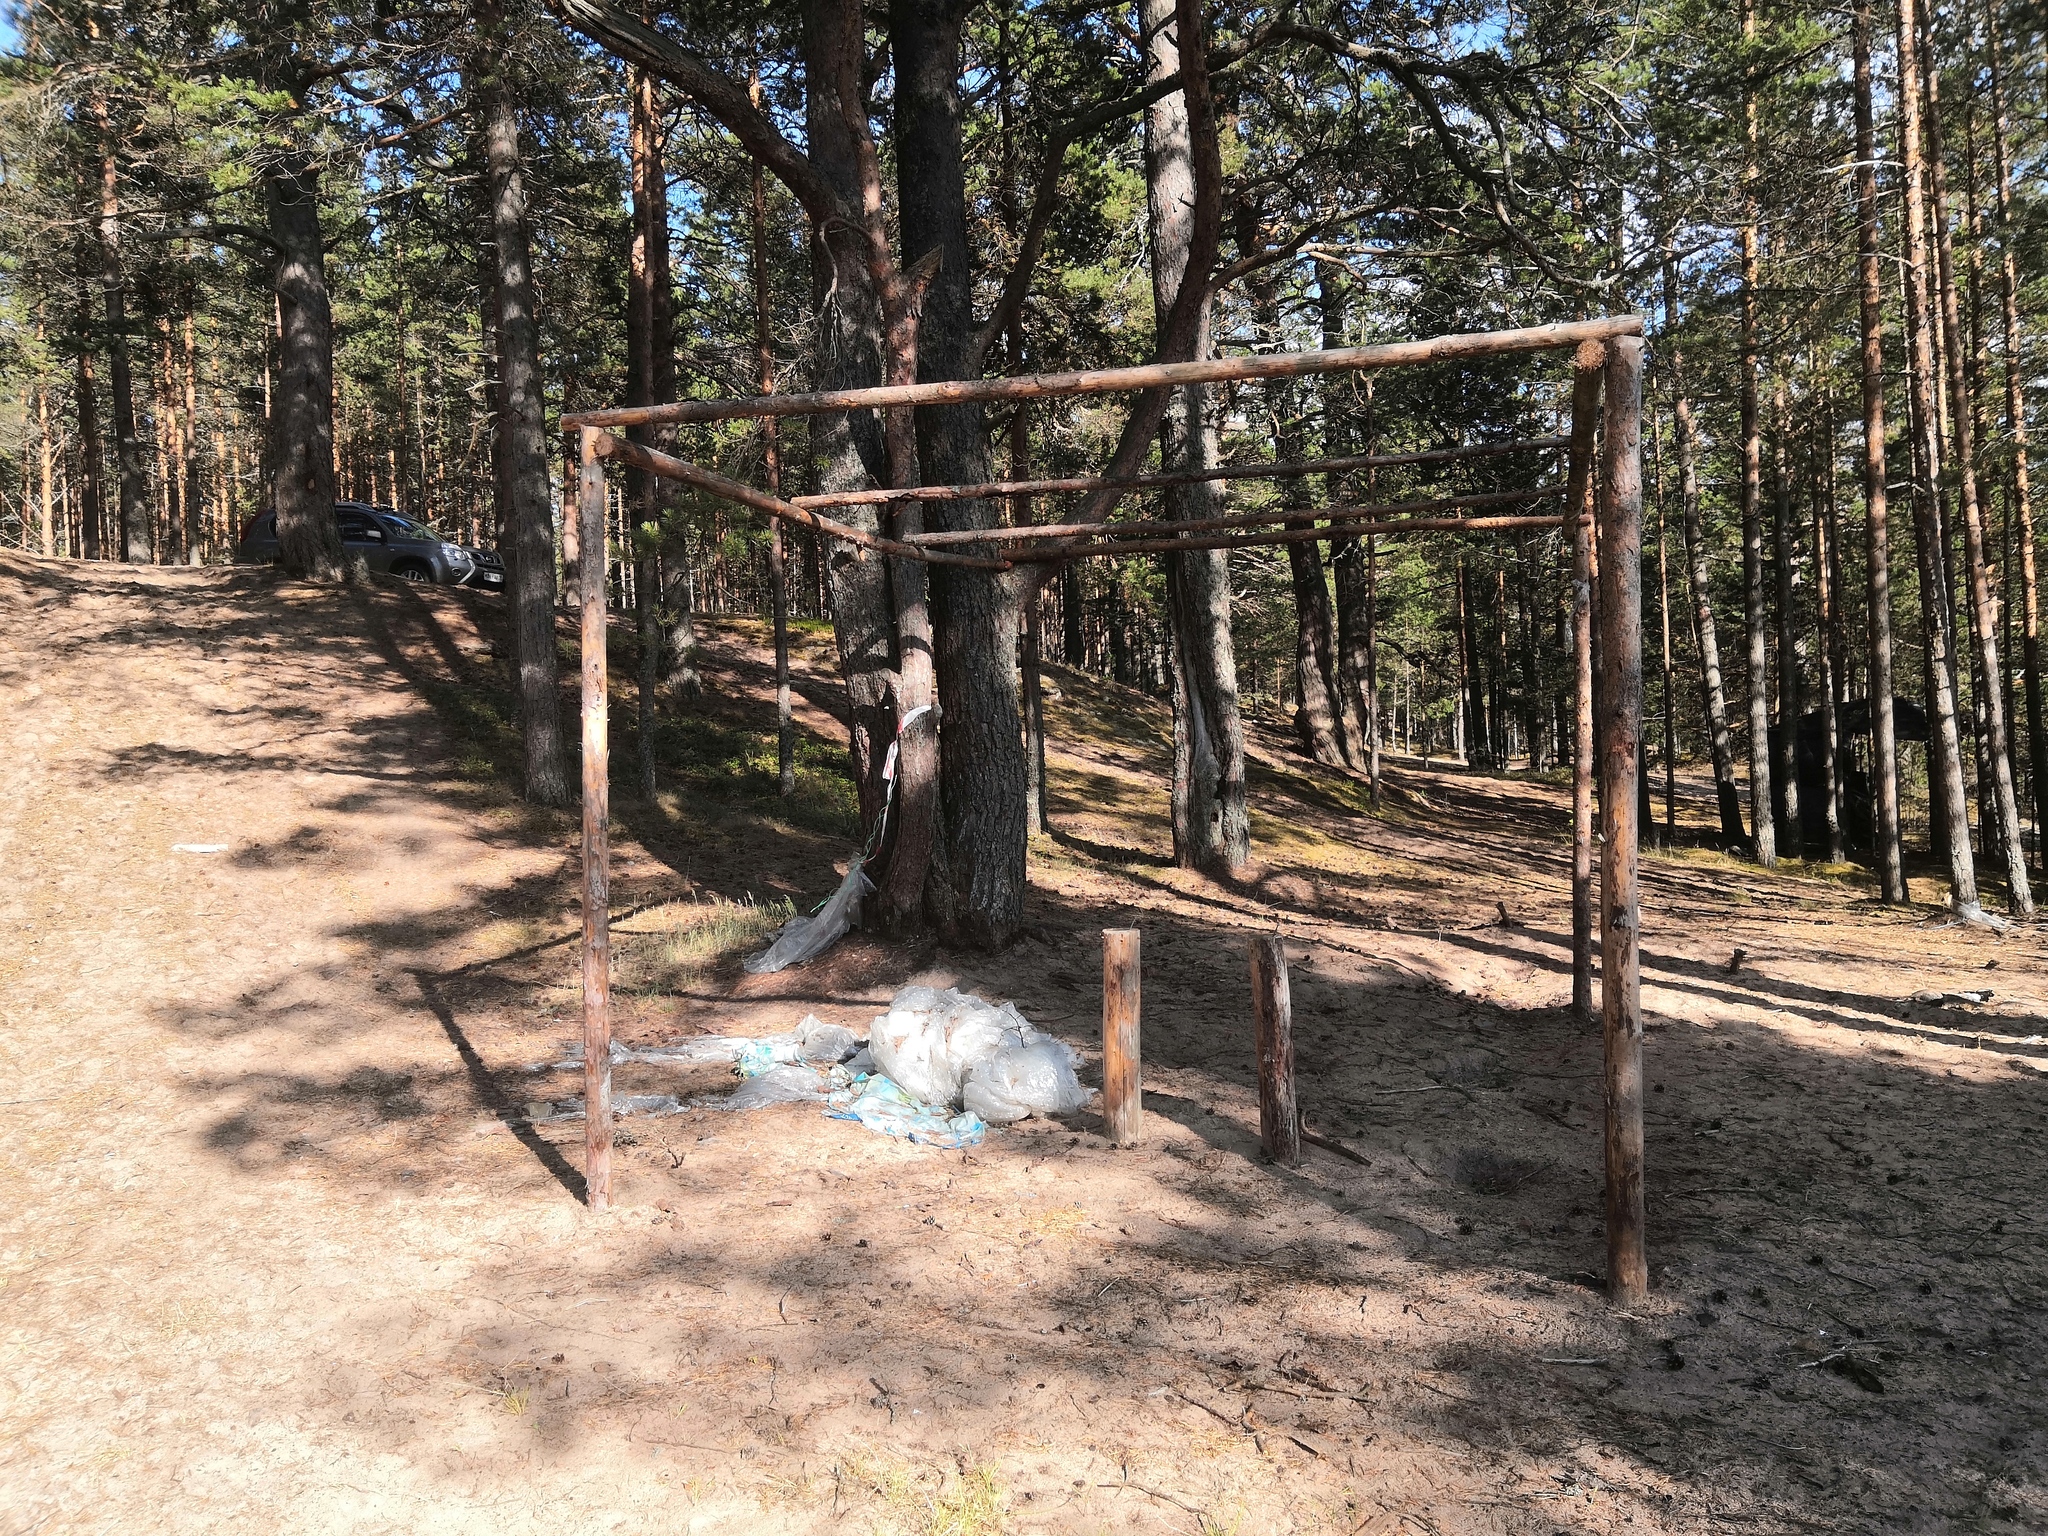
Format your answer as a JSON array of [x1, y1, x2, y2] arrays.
[[3, 0, 2047, 941]]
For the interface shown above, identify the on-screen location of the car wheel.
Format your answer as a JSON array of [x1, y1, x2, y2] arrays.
[[393, 561, 431, 582]]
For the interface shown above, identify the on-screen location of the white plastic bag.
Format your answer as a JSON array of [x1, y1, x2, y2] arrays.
[[702, 1064, 835, 1111], [865, 984, 1080, 1118], [744, 862, 873, 974], [867, 985, 1029, 1106], [796, 1016, 863, 1063], [962, 1034, 1090, 1124]]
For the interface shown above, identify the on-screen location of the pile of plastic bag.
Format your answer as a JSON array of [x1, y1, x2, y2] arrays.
[[865, 985, 1090, 1125], [523, 985, 1088, 1149]]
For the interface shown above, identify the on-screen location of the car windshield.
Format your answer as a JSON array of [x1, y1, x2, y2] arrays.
[[379, 514, 436, 541]]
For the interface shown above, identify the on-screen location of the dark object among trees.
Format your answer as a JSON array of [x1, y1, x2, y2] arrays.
[[1770, 697, 1930, 859]]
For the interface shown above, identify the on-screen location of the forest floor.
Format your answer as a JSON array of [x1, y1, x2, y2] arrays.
[[4, 550, 2046, 1536]]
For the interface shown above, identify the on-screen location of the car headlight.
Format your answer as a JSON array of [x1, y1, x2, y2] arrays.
[[441, 542, 471, 563]]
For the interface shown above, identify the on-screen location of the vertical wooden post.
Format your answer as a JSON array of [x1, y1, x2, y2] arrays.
[[1249, 934, 1300, 1166], [578, 428, 614, 1211], [1102, 929, 1142, 1145], [1564, 344, 1605, 1026], [1597, 337, 1648, 1305]]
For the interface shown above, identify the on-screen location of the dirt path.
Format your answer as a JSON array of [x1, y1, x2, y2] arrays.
[[3, 553, 2044, 1534]]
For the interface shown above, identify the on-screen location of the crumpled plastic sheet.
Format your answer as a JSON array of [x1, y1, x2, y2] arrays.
[[826, 1073, 986, 1148], [523, 1092, 683, 1125], [528, 1037, 747, 1073], [695, 1063, 853, 1112], [743, 861, 873, 974], [736, 1016, 863, 1076], [532, 1016, 864, 1076], [962, 1035, 1089, 1125], [867, 984, 1090, 1121]]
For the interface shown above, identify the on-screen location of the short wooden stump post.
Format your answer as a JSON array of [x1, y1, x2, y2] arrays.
[[1102, 929, 1142, 1145], [1250, 934, 1301, 1166]]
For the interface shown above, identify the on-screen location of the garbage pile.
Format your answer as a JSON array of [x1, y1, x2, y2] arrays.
[[524, 985, 1089, 1148]]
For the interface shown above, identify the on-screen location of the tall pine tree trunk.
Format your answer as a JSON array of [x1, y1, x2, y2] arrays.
[[1987, 5, 2046, 877], [1852, 0, 1908, 899], [1917, 13, 2032, 914], [1812, 415, 1847, 862], [180, 303, 204, 565], [1323, 277, 1379, 794], [892, 0, 1026, 942], [996, 12, 1047, 835], [1770, 378, 1802, 850], [628, 66, 663, 799], [1738, 0, 1775, 865], [1652, 413, 1676, 843], [93, 135, 149, 563], [1663, 260, 1745, 844], [751, 144, 795, 798], [73, 277, 105, 561], [1251, 262, 1345, 767], [263, 149, 345, 581], [477, 0, 570, 808], [801, 0, 897, 851], [1896, 0, 1982, 913], [1142, 0, 1246, 874]]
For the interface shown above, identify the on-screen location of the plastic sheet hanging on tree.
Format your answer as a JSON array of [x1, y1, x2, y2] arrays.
[[741, 705, 933, 975], [742, 861, 874, 974]]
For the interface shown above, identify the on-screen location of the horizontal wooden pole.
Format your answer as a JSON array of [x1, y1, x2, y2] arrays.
[[560, 318, 1646, 429], [792, 437, 1569, 509], [909, 487, 1563, 548], [1015, 510, 1578, 562], [590, 433, 1007, 570]]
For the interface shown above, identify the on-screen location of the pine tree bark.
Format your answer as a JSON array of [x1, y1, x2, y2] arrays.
[[1812, 417, 1847, 862], [180, 302, 204, 565], [1061, 563, 1084, 666], [1738, 0, 1775, 866], [263, 149, 345, 581], [1323, 278, 1379, 794], [1987, 5, 2046, 877], [1652, 411, 1675, 843], [476, 0, 569, 807], [36, 343, 55, 557], [1252, 263, 1345, 767], [995, 10, 1047, 835], [1918, 16, 2031, 913], [1663, 259, 1745, 845], [891, 0, 1026, 942], [93, 134, 150, 563], [1851, 0, 1908, 899], [1141, 0, 1246, 875], [799, 1, 898, 849], [73, 277, 105, 561], [627, 67, 662, 799], [1770, 378, 1802, 850], [1896, 0, 1982, 913], [751, 146, 795, 798], [1457, 559, 1487, 767]]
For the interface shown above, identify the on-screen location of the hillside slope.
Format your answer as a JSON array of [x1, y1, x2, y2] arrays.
[[2, 553, 2042, 1534]]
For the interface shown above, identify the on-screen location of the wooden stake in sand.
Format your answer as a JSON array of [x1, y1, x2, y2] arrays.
[[1597, 337, 1648, 1304], [1250, 935, 1301, 1166], [1102, 929, 1142, 1146], [578, 428, 614, 1212], [1565, 344, 1605, 1027]]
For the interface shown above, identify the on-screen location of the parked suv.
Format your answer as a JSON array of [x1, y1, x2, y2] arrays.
[[234, 502, 504, 591]]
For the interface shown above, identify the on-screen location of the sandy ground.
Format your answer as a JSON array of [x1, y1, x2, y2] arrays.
[[3, 550, 2045, 1536]]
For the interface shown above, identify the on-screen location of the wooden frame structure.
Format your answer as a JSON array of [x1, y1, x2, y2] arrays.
[[559, 317, 1649, 1306]]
